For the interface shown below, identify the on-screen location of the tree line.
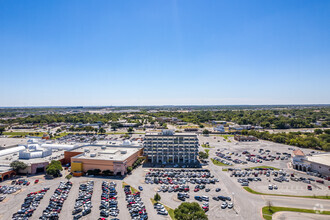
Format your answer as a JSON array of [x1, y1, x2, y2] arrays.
[[247, 129, 330, 151]]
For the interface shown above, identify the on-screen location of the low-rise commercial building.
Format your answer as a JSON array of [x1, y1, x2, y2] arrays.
[[65, 140, 143, 176], [292, 150, 330, 176]]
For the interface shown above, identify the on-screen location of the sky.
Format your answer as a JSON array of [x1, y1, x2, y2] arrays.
[[0, 0, 330, 107]]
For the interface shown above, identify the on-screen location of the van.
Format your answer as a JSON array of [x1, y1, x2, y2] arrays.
[[201, 196, 209, 201]]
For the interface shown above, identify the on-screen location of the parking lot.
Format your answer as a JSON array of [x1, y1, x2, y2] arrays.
[[199, 135, 330, 196], [0, 134, 329, 220], [0, 175, 142, 220]]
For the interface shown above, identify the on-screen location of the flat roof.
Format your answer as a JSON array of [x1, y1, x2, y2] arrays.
[[145, 133, 197, 137], [0, 148, 66, 165], [0, 165, 12, 173], [307, 153, 330, 166], [71, 145, 141, 161]]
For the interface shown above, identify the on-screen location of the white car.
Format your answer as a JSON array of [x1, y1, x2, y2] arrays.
[[274, 185, 278, 190], [228, 203, 233, 209], [268, 185, 273, 190]]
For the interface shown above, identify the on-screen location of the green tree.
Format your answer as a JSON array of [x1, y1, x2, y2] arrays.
[[127, 166, 133, 173], [198, 151, 208, 159], [154, 193, 161, 203], [46, 160, 63, 176], [93, 169, 101, 175], [314, 129, 323, 135], [87, 170, 94, 175], [0, 127, 5, 135], [174, 202, 208, 220], [202, 129, 210, 135], [102, 169, 112, 176], [99, 127, 106, 134], [128, 127, 134, 133], [10, 160, 28, 173], [65, 174, 72, 181]]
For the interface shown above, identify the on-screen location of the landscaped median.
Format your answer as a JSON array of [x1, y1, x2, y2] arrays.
[[222, 166, 279, 171], [247, 166, 280, 170], [150, 198, 175, 220], [211, 158, 232, 166], [244, 187, 330, 200], [262, 206, 330, 220], [122, 182, 139, 194]]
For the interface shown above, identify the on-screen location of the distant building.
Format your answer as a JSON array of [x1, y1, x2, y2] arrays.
[[212, 121, 227, 125], [214, 125, 225, 133], [143, 130, 199, 164], [184, 128, 198, 132], [234, 135, 258, 142]]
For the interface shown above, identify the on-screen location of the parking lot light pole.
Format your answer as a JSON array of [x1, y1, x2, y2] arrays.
[[232, 192, 235, 204]]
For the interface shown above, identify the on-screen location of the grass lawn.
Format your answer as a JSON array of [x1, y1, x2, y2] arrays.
[[201, 144, 214, 148], [222, 168, 228, 171], [247, 166, 280, 170], [211, 158, 232, 166], [212, 134, 234, 138], [262, 206, 330, 220], [244, 187, 330, 200], [150, 198, 176, 220], [52, 132, 69, 139], [204, 149, 210, 155], [122, 182, 139, 194], [3, 131, 44, 137]]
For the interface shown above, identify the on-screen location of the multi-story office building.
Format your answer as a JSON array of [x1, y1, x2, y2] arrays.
[[143, 130, 199, 164]]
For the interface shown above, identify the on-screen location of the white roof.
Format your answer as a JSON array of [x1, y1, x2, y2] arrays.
[[307, 153, 330, 166]]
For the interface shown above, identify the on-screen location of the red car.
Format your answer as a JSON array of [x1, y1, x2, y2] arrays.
[[202, 206, 209, 212], [34, 179, 39, 184], [307, 185, 312, 190]]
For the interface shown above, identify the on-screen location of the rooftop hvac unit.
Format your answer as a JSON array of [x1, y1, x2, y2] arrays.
[[121, 150, 127, 154], [90, 153, 96, 157], [101, 146, 106, 150], [109, 156, 113, 159]]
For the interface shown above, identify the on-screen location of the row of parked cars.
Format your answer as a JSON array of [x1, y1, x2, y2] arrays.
[[12, 188, 49, 219], [153, 203, 168, 215], [0, 185, 21, 194], [146, 177, 219, 185], [146, 169, 212, 178], [158, 185, 190, 193], [72, 181, 94, 219], [39, 181, 72, 219], [124, 185, 148, 220], [100, 181, 119, 218]]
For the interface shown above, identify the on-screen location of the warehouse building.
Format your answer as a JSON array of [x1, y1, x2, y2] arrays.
[[143, 130, 199, 164]]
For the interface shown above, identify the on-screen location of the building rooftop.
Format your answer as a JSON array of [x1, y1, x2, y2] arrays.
[[307, 153, 330, 166], [145, 131, 197, 137], [293, 149, 305, 156], [71, 145, 141, 161]]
